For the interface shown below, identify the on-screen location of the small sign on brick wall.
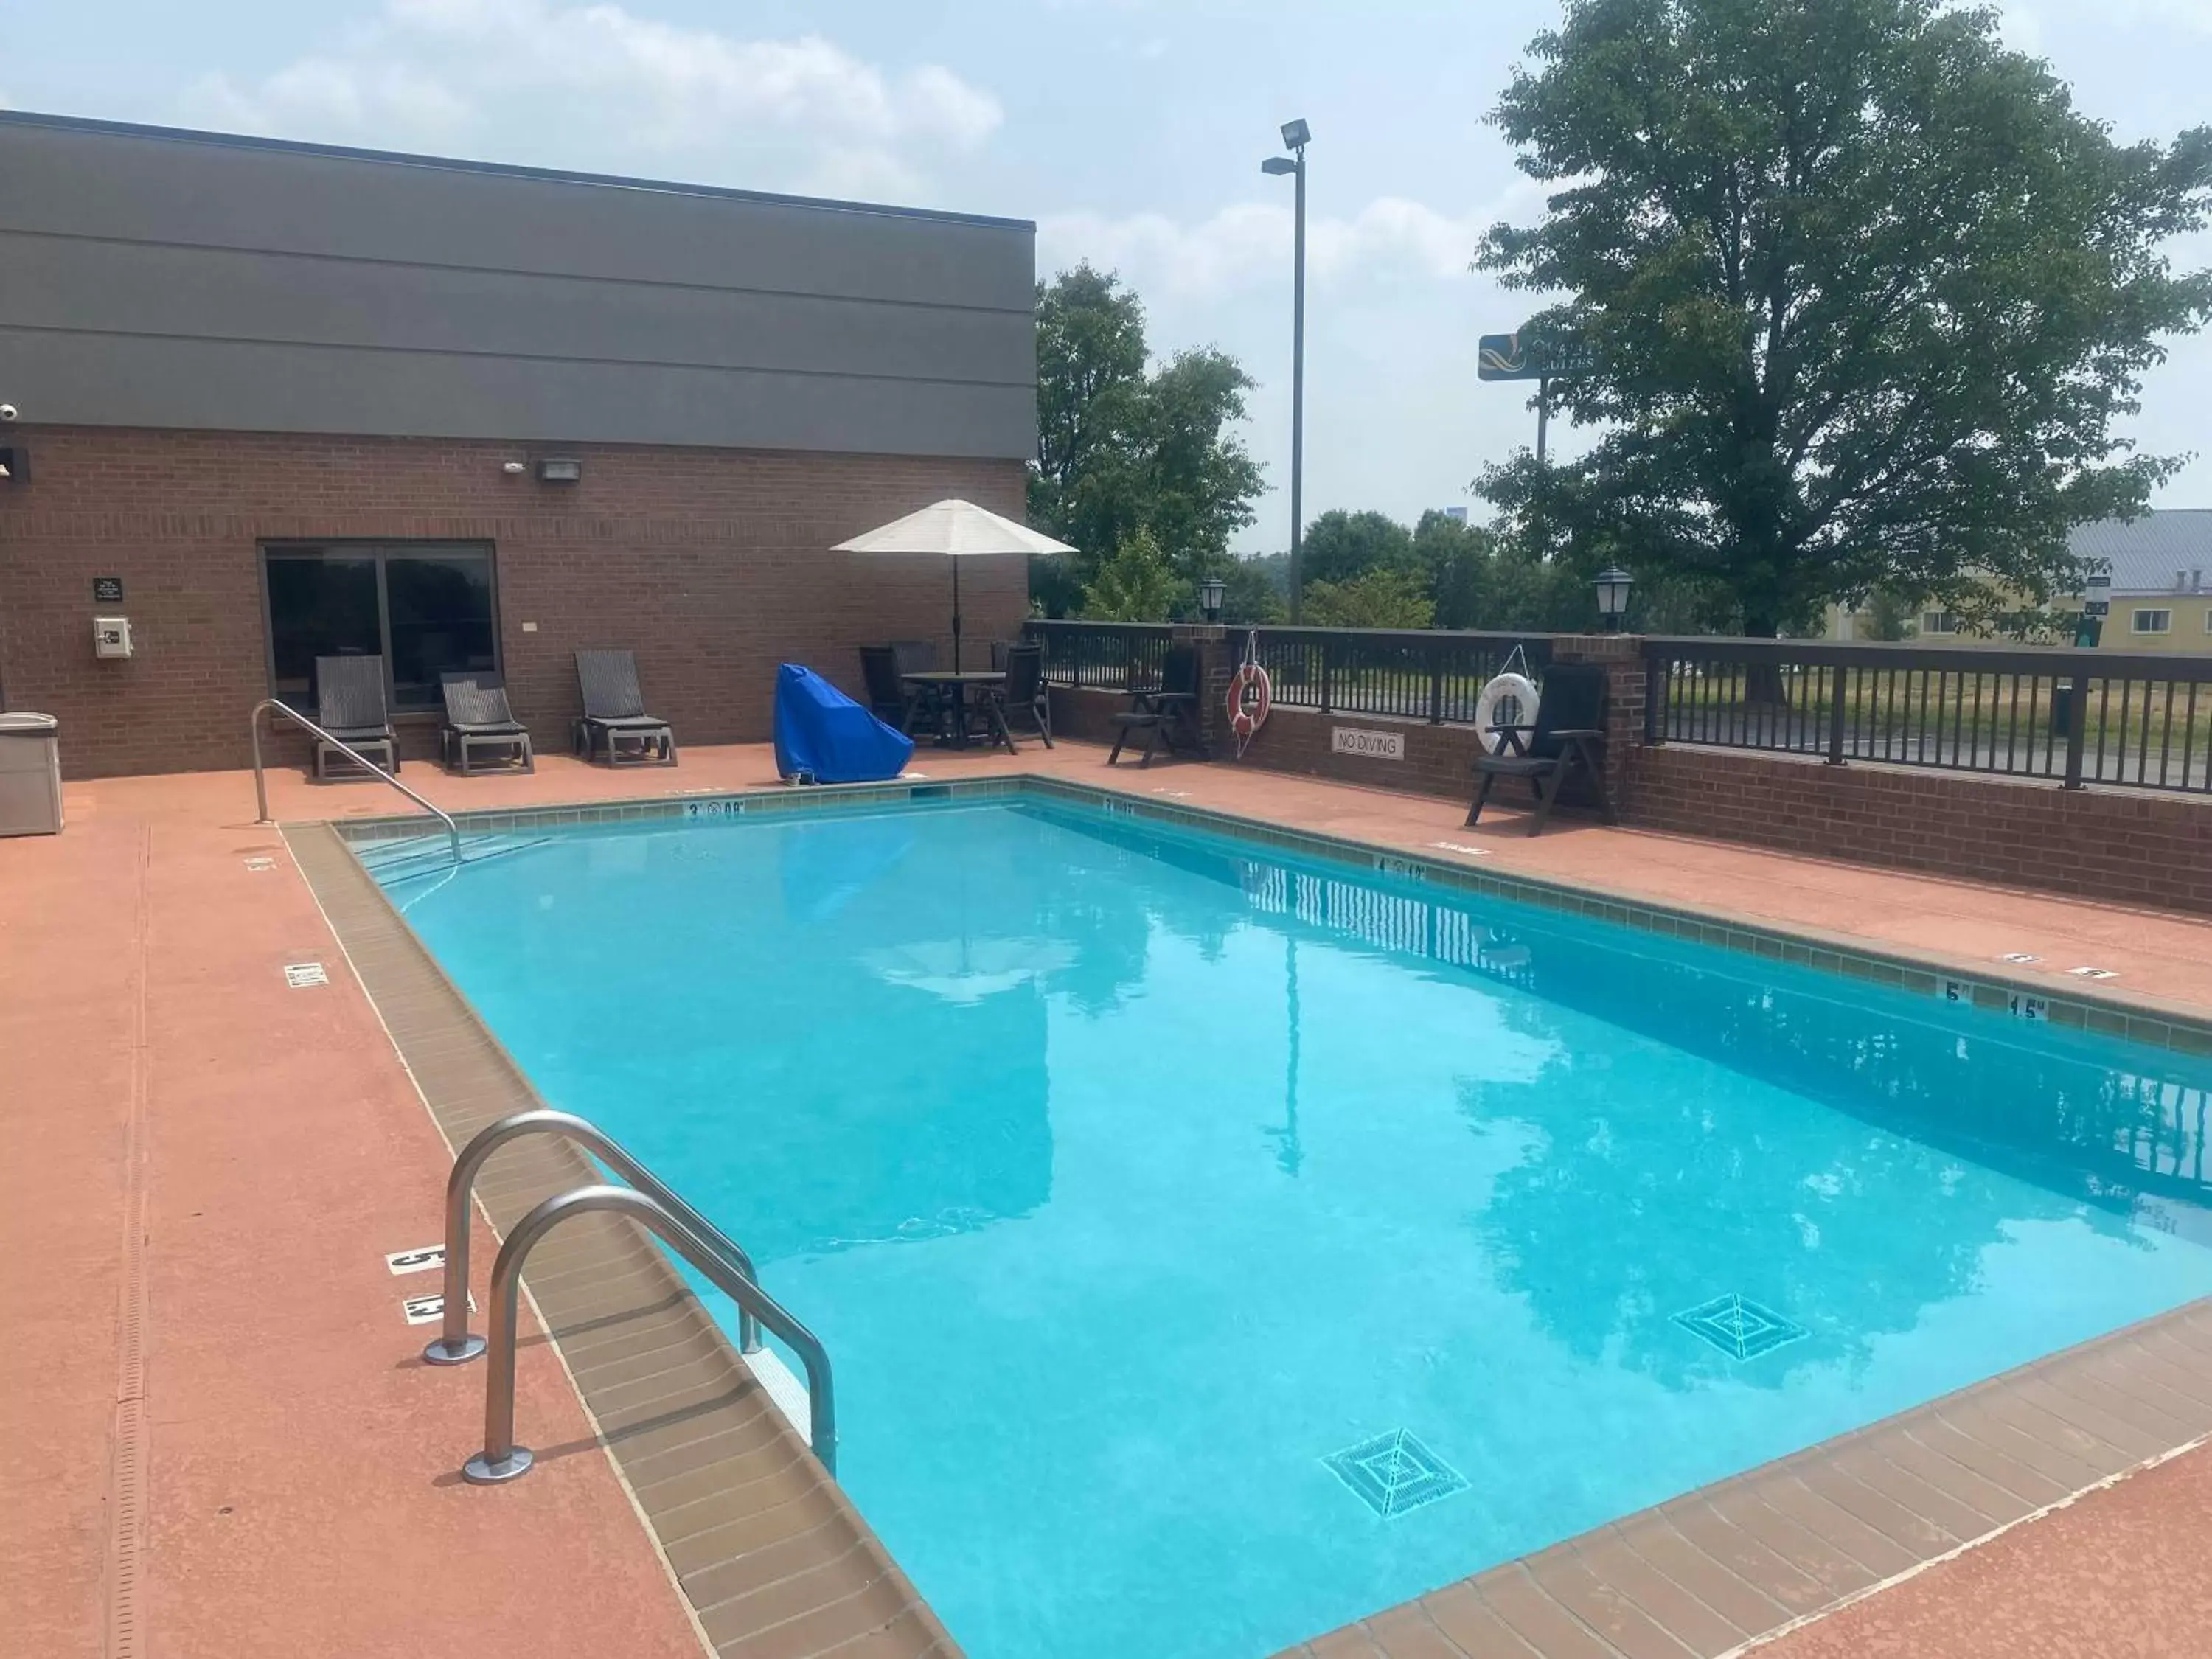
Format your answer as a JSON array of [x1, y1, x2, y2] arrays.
[[1331, 726, 1405, 762]]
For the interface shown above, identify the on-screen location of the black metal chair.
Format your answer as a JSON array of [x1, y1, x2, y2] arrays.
[[572, 650, 676, 766], [1107, 645, 1201, 768], [858, 645, 913, 726], [1467, 663, 1610, 835], [439, 670, 533, 775], [311, 654, 398, 780], [888, 639, 954, 742], [990, 644, 1053, 748]]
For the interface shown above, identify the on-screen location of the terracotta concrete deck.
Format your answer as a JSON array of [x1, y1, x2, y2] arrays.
[[7, 737, 2211, 1659]]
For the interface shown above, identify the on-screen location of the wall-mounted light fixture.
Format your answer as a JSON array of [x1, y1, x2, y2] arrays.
[[501, 460, 526, 476], [536, 457, 583, 484]]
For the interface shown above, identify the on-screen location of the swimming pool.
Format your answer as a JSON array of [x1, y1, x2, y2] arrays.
[[374, 790, 2212, 1659]]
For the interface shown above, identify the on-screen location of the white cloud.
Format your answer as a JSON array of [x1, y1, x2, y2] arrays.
[[1040, 195, 1492, 302], [184, 0, 1000, 197]]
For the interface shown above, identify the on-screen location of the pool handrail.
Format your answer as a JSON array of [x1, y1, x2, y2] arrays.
[[250, 697, 464, 864], [460, 1183, 837, 1483], [422, 1107, 763, 1364]]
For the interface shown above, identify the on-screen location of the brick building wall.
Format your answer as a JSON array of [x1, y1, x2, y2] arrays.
[[0, 426, 1029, 776]]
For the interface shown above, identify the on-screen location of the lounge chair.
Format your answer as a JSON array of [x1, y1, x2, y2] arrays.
[[311, 654, 398, 781], [1466, 663, 1610, 835], [987, 644, 1054, 748], [439, 670, 534, 775], [1106, 644, 1201, 768], [572, 650, 676, 766]]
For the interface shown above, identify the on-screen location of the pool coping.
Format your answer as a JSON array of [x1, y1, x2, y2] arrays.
[[285, 820, 959, 1659], [297, 775, 2212, 1659]]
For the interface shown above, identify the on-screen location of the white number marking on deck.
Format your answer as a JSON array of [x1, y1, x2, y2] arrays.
[[401, 1291, 473, 1326], [283, 962, 329, 989], [2068, 967, 2118, 981], [1428, 841, 1492, 858], [386, 1245, 445, 1276], [244, 855, 276, 872], [1998, 952, 2040, 964]]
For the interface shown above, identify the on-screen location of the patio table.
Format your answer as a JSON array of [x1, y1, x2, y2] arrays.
[[901, 669, 1012, 751]]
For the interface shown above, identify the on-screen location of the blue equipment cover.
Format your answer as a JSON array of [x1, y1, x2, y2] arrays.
[[773, 663, 915, 784]]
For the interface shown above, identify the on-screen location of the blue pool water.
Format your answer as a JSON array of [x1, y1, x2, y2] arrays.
[[379, 796, 2212, 1659]]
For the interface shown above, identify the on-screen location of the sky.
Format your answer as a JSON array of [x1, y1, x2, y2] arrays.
[[6, 0, 2211, 552]]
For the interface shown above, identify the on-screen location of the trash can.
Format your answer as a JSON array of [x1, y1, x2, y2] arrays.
[[0, 712, 64, 836]]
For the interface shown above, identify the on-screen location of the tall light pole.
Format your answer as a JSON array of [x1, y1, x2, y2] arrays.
[[1262, 118, 1310, 621]]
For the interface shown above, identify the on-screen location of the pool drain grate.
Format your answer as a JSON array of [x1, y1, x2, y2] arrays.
[[1673, 1293, 1807, 1360], [1322, 1429, 1468, 1517]]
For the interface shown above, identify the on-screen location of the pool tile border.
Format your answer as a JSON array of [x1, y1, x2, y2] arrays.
[[310, 776, 2212, 1659], [284, 821, 956, 1659]]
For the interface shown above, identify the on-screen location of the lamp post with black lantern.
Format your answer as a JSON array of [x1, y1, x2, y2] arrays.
[[1262, 119, 1310, 620]]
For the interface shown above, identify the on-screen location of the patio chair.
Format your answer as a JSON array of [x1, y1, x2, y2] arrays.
[[439, 670, 534, 776], [987, 643, 1054, 748], [1106, 645, 1201, 768], [1466, 663, 1610, 835], [311, 654, 398, 781], [571, 650, 677, 766], [858, 645, 915, 726], [888, 639, 950, 741]]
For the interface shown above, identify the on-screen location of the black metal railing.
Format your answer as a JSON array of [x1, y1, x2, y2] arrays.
[[1250, 627, 1554, 722], [1025, 620, 1552, 725], [1644, 638, 2212, 793], [1023, 619, 1173, 692]]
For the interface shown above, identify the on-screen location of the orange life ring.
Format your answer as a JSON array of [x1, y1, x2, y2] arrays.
[[1228, 661, 1273, 739]]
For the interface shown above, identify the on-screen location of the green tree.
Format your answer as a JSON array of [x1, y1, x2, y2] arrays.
[[1412, 511, 1498, 629], [1219, 554, 1289, 625], [1029, 264, 1265, 614], [1301, 568, 1438, 629], [1863, 586, 1914, 641], [1476, 0, 2212, 637], [1079, 527, 1189, 622], [1298, 509, 1419, 588]]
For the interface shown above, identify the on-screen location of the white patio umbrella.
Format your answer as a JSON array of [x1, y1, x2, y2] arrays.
[[832, 498, 1077, 671]]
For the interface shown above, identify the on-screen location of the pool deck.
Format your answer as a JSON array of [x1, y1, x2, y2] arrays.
[[7, 737, 2211, 1659]]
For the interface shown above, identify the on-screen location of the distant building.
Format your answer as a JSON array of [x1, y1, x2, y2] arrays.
[[2070, 509, 2212, 652], [1442, 507, 1470, 524], [1825, 509, 2212, 653]]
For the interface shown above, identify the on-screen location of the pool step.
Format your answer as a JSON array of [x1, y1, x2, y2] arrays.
[[354, 830, 547, 885]]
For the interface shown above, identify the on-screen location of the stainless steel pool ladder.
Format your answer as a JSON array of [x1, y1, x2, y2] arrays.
[[249, 698, 464, 865], [424, 1110, 836, 1483]]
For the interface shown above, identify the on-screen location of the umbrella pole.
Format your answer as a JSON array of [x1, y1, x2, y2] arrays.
[[951, 559, 963, 673]]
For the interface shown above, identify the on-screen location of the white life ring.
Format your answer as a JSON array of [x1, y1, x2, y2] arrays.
[[1228, 661, 1273, 739], [1473, 672, 1540, 752]]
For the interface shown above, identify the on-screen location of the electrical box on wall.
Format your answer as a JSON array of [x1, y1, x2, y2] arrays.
[[94, 616, 133, 659]]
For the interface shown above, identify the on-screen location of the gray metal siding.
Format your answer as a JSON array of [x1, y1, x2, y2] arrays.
[[0, 114, 1037, 458]]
